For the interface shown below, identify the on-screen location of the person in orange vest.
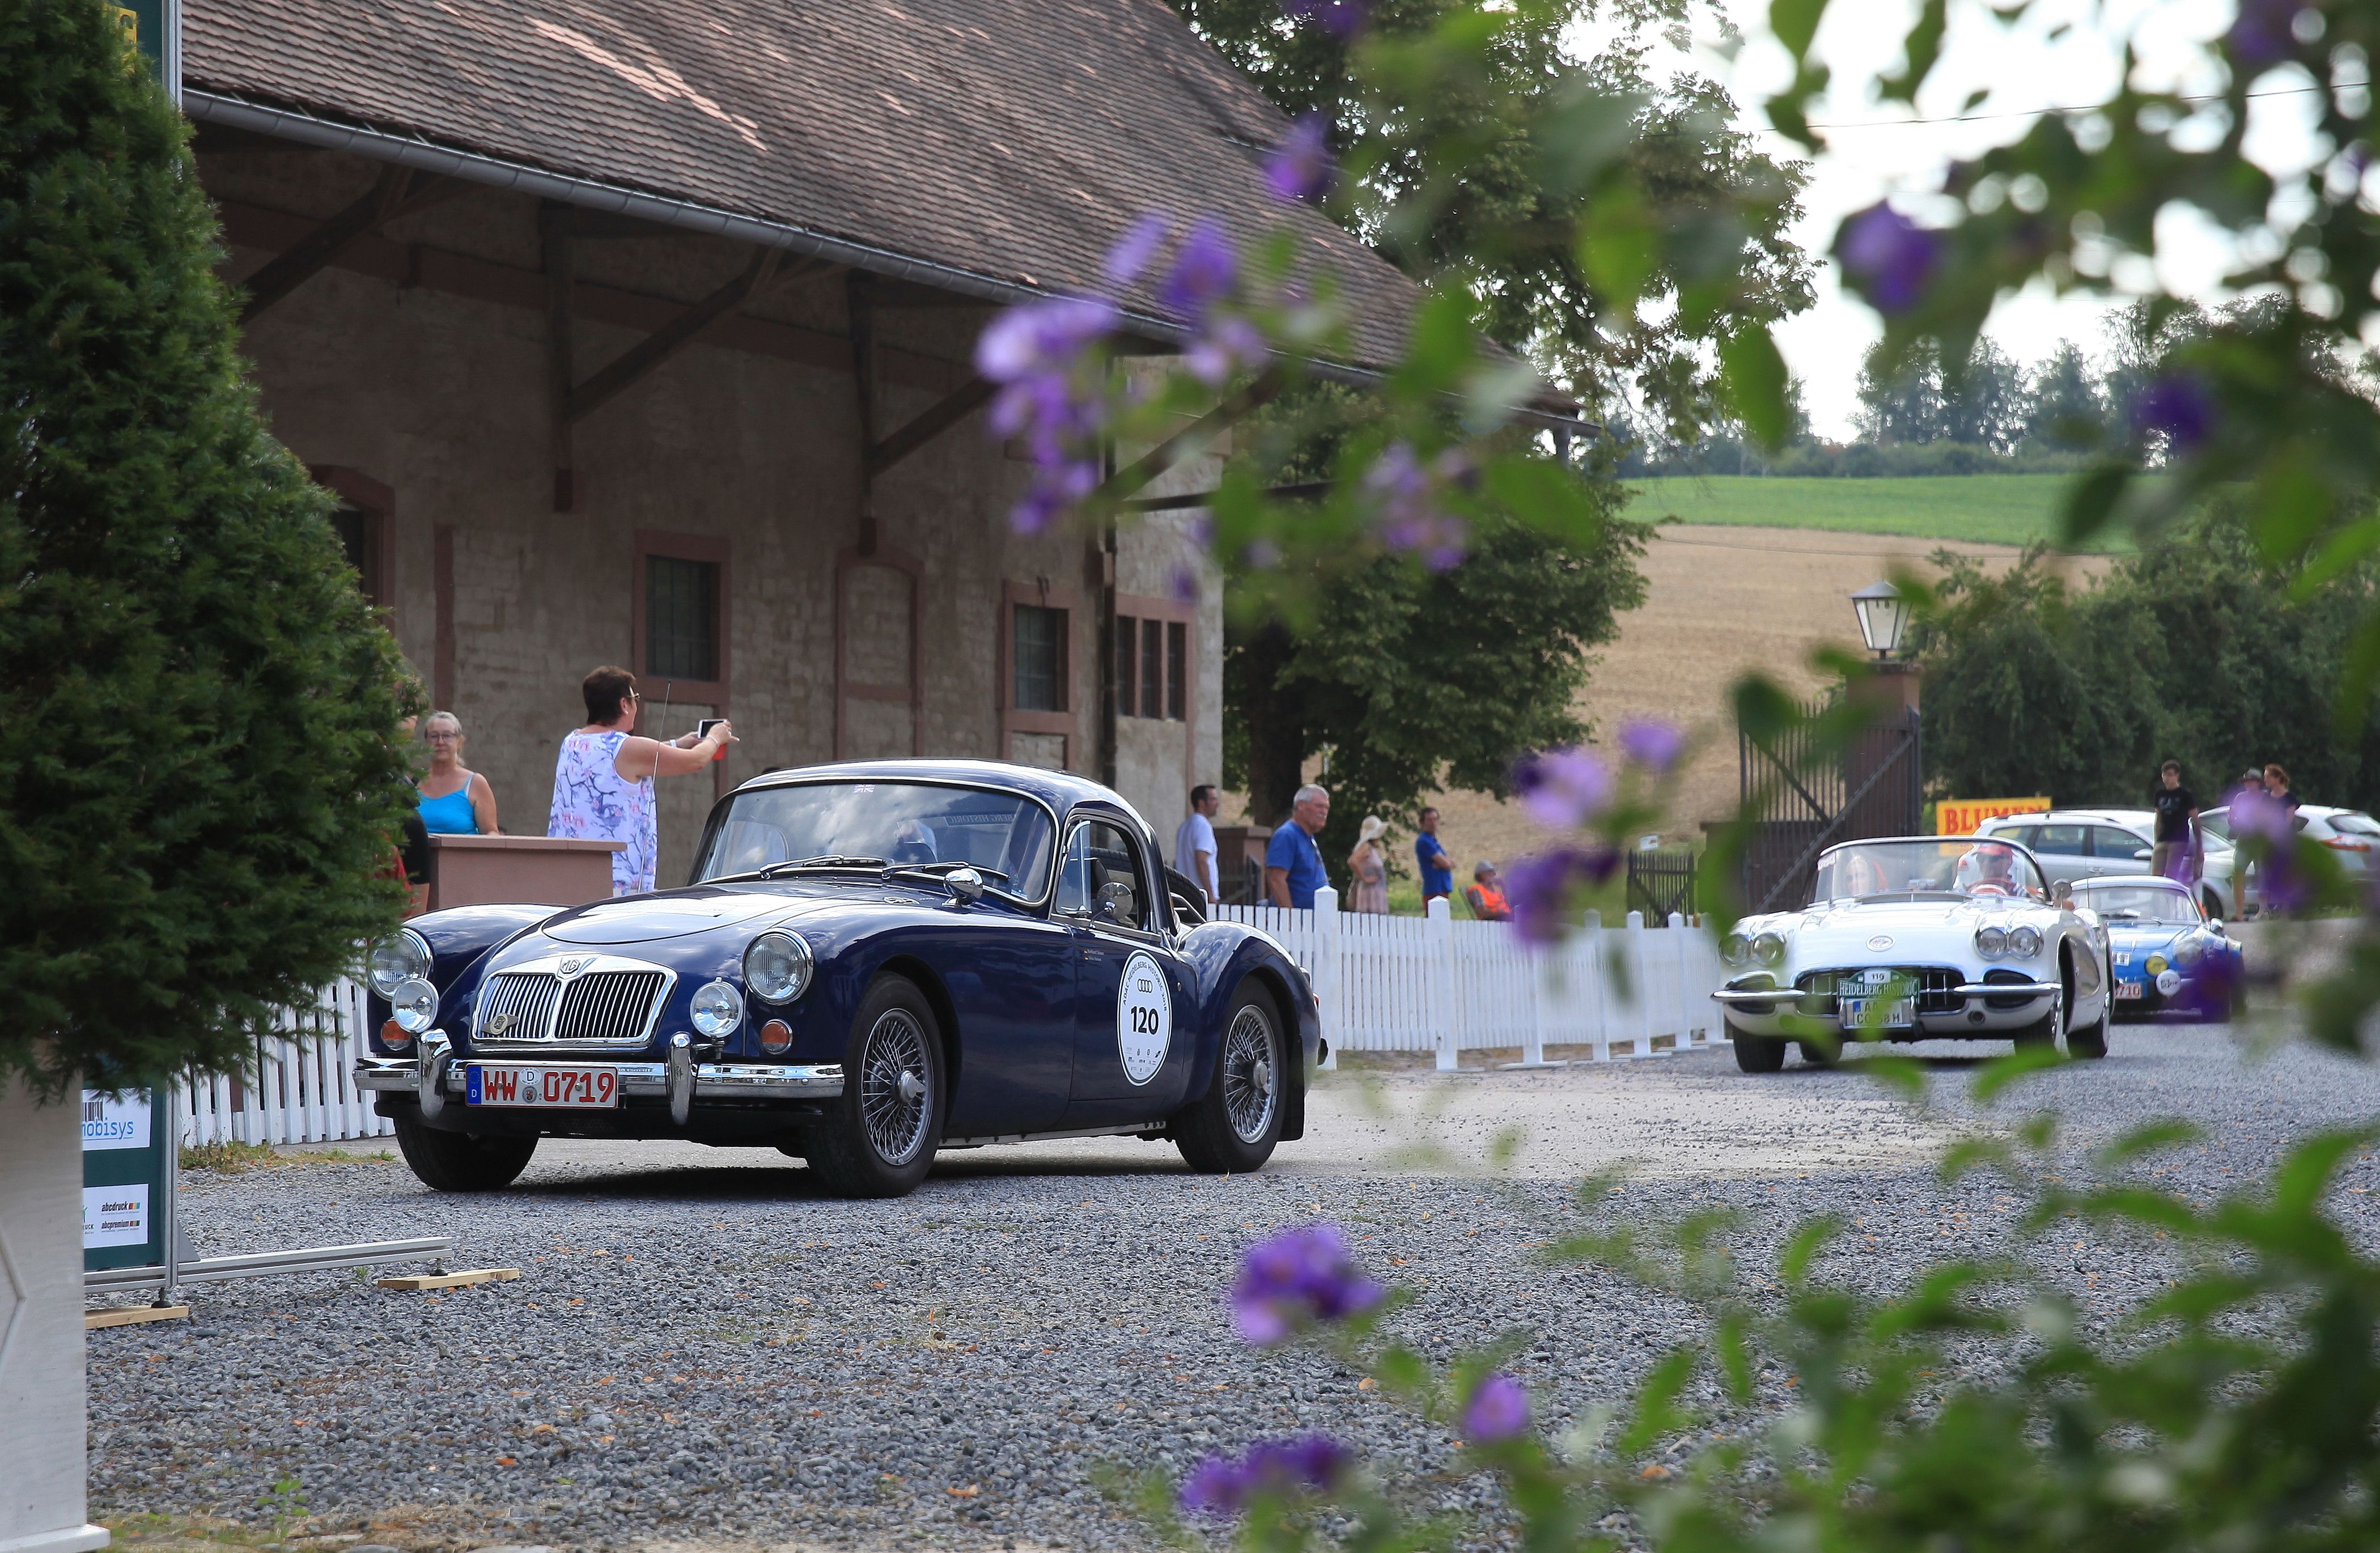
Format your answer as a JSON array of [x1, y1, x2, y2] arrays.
[[1464, 860, 1512, 921]]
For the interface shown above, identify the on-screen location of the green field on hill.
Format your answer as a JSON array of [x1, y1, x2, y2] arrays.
[[1624, 474, 2130, 551]]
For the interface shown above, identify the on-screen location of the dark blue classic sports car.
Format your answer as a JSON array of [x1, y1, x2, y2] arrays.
[[358, 761, 1320, 1197], [2067, 875, 2245, 1021]]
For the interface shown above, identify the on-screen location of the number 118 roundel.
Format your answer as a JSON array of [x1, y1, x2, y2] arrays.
[[358, 760, 1320, 1198]]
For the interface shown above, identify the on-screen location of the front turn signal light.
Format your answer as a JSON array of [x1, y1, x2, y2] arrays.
[[760, 1018, 793, 1054]]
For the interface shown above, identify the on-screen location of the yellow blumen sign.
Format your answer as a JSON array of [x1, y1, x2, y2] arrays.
[[1937, 797, 2051, 835]]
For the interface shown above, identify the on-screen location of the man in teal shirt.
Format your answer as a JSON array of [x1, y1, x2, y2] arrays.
[[1265, 783, 1331, 908]]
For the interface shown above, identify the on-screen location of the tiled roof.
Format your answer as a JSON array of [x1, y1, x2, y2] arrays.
[[181, 0, 1426, 371]]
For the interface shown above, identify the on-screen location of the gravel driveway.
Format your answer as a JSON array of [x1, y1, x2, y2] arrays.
[[91, 1024, 2380, 1551]]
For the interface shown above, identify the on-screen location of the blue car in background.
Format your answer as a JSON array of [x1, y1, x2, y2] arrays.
[[2067, 875, 2245, 1021], [357, 760, 1319, 1198]]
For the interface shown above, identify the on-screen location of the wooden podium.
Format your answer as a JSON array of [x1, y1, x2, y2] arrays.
[[424, 834, 625, 911]]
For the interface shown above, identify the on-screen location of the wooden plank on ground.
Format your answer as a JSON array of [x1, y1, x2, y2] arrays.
[[87, 1305, 190, 1330], [376, 1267, 521, 1292]]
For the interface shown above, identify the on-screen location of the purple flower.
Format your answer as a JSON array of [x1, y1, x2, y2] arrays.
[[977, 295, 1125, 534], [1180, 1435, 1350, 1517], [1105, 211, 1173, 287], [975, 296, 1118, 383], [1505, 846, 1620, 945], [1462, 1373, 1530, 1442], [1186, 314, 1269, 387], [1161, 218, 1238, 321], [1284, 0, 1371, 39], [1364, 443, 1470, 568], [1169, 565, 1200, 604], [1839, 202, 1943, 315], [2227, 0, 2301, 69], [1512, 747, 1613, 830], [1267, 115, 1335, 204], [1229, 1224, 1383, 1344], [1619, 719, 1685, 774], [2135, 372, 2218, 454]]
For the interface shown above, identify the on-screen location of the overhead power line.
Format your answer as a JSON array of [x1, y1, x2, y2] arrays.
[[1787, 80, 2330, 133]]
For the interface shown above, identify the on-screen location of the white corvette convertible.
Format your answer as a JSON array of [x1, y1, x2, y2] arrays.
[[1713, 837, 2112, 1073]]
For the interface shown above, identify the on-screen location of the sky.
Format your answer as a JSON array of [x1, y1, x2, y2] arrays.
[[1625, 0, 2331, 439]]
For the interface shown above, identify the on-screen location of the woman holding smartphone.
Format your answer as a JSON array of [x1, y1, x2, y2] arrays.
[[548, 665, 734, 896]]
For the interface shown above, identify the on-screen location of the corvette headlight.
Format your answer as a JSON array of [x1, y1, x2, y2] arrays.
[[367, 929, 432, 998], [1750, 931, 1785, 967], [1721, 932, 1750, 966], [1975, 926, 2008, 960], [743, 931, 814, 1004], [2008, 925, 2042, 958], [389, 977, 439, 1036], [690, 979, 744, 1038]]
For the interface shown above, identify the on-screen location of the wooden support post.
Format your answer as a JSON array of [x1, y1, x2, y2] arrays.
[[866, 376, 995, 478], [566, 247, 782, 425], [237, 171, 465, 325], [541, 202, 576, 511], [847, 273, 879, 554]]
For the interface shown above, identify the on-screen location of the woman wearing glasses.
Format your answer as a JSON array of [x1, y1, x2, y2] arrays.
[[415, 710, 500, 835]]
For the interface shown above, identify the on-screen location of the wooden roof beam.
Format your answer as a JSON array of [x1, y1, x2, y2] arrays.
[[565, 253, 838, 425], [237, 167, 462, 324]]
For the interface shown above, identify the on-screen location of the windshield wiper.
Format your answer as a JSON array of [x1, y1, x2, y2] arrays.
[[883, 860, 1013, 887], [757, 855, 890, 878]]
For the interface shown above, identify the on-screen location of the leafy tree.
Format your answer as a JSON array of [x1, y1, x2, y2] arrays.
[[1911, 506, 2380, 810], [1937, 337, 2026, 453], [1169, 0, 1813, 437], [1853, 338, 1945, 444], [1225, 506, 1647, 867], [1, 1, 415, 1094], [2022, 340, 2107, 452]]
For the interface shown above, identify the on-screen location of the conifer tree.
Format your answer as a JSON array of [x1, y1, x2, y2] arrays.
[[1, 0, 415, 1094]]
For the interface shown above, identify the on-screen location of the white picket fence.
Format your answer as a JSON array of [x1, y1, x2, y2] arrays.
[[1218, 887, 1724, 1070], [175, 897, 1725, 1143], [178, 978, 393, 1147]]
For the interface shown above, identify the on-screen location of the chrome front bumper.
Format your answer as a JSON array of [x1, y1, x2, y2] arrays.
[[1710, 979, 2059, 1005], [355, 1049, 845, 1102]]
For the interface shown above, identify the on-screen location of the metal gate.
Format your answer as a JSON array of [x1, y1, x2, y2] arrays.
[[1626, 848, 1697, 921], [1739, 701, 1923, 913]]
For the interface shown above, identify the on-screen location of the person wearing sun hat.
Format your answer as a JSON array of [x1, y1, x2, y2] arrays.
[[1346, 814, 1390, 914]]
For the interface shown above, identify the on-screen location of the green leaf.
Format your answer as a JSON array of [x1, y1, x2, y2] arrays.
[[1780, 1217, 1841, 1284], [2094, 1120, 2204, 1169], [1579, 185, 1658, 313], [1715, 1314, 1754, 1404], [1719, 326, 1791, 452], [2057, 462, 2131, 546], [1972, 1041, 2067, 1101], [1768, 0, 1829, 61], [1616, 1346, 1698, 1453], [1880, 0, 1950, 102]]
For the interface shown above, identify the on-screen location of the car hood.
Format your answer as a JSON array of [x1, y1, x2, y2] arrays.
[[537, 881, 943, 945], [1780, 897, 2053, 960]]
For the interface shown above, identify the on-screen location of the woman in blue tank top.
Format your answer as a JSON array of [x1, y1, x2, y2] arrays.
[[416, 711, 498, 834]]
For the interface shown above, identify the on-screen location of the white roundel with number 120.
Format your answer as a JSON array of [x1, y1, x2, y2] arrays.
[[1117, 951, 1173, 1085]]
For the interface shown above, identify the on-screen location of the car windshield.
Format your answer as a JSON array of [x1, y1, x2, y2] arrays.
[[1811, 839, 2047, 904], [693, 782, 1056, 896], [2073, 884, 2199, 923]]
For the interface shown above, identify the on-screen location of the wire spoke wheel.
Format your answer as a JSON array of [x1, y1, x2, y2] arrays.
[[1220, 1003, 1279, 1144], [859, 1009, 932, 1165]]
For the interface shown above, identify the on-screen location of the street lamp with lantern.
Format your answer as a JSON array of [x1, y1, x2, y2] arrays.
[[1851, 580, 1910, 660]]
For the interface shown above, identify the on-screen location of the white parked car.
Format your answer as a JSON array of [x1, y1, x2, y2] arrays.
[[1974, 808, 2235, 920], [1713, 836, 2113, 1073], [2200, 803, 2379, 892]]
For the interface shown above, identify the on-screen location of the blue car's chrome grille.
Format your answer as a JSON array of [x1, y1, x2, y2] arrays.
[[475, 960, 672, 1047]]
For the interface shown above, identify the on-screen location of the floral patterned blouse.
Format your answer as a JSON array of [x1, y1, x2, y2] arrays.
[[548, 729, 655, 895]]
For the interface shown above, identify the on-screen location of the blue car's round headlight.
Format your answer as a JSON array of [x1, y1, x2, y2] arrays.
[[390, 977, 439, 1035], [744, 931, 813, 1003], [367, 929, 431, 997], [691, 979, 744, 1038]]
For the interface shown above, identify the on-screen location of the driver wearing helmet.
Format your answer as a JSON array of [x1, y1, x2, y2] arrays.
[[1957, 840, 2022, 897]]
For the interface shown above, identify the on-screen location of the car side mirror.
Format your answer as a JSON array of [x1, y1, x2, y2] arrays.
[[2132, 848, 2152, 862], [945, 866, 985, 905], [2052, 879, 2072, 897], [1097, 879, 1136, 924]]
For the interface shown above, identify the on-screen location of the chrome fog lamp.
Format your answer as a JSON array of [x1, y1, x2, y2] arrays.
[[1721, 932, 1750, 966], [743, 931, 814, 1004], [389, 977, 440, 1036], [691, 979, 745, 1038], [1974, 926, 2009, 960], [367, 928, 432, 998], [2008, 925, 2043, 957], [1750, 931, 1785, 967]]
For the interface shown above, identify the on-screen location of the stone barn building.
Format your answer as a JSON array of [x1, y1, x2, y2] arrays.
[[177, 0, 1443, 880]]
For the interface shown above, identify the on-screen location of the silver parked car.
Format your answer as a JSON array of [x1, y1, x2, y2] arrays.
[[1975, 808, 2235, 920]]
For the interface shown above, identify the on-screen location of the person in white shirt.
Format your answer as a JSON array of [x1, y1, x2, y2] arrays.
[[1175, 784, 1222, 904]]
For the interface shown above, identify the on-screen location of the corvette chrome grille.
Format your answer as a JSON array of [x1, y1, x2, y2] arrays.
[[475, 960, 672, 1046], [1797, 967, 1965, 1016]]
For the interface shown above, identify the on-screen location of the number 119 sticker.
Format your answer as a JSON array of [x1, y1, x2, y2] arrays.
[[1118, 951, 1173, 1085]]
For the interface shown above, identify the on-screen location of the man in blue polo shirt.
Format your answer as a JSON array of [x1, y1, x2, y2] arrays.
[[1265, 783, 1331, 908], [1415, 805, 1452, 905]]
